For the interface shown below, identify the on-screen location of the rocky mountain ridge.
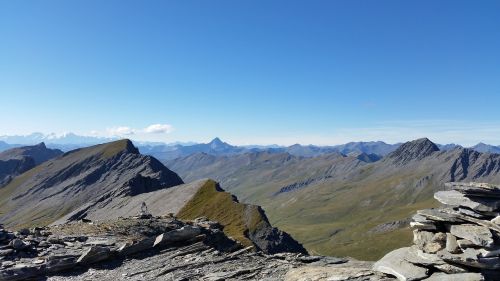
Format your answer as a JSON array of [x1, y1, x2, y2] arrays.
[[0, 139, 184, 228]]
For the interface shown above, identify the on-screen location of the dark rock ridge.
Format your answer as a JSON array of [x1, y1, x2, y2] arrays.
[[386, 138, 440, 165], [0, 139, 183, 228], [0, 143, 63, 187]]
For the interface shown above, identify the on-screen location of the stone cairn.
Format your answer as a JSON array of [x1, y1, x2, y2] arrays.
[[374, 182, 500, 281]]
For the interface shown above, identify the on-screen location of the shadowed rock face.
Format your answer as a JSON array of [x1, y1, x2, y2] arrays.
[[0, 143, 63, 187], [0, 139, 183, 228]]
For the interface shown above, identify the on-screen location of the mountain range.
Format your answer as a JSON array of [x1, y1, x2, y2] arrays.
[[166, 138, 500, 260], [1, 132, 497, 161], [3, 136, 500, 261]]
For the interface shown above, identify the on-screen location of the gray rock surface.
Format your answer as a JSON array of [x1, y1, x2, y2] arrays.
[[0, 216, 391, 281], [424, 272, 484, 281], [373, 248, 429, 281], [449, 224, 493, 248]]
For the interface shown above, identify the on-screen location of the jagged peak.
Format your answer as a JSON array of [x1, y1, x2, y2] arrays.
[[35, 142, 47, 148], [387, 138, 439, 164], [208, 137, 231, 149], [209, 137, 223, 144]]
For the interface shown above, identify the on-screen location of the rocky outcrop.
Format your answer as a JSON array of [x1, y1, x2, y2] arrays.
[[373, 182, 500, 280]]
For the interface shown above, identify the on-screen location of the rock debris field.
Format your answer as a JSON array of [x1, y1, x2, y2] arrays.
[[0, 216, 392, 281]]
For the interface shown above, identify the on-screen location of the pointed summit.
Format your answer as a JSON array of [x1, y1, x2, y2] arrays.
[[387, 138, 439, 165], [208, 137, 232, 150], [209, 137, 224, 145]]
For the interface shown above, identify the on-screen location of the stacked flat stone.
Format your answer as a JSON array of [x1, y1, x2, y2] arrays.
[[374, 182, 500, 281]]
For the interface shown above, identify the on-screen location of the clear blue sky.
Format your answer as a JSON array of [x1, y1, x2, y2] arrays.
[[1, 0, 499, 145]]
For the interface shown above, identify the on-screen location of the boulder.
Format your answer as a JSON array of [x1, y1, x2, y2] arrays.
[[450, 224, 494, 248], [45, 255, 78, 272], [117, 237, 155, 257], [77, 246, 112, 265], [413, 231, 445, 254], [153, 226, 201, 247], [446, 233, 460, 254], [9, 239, 27, 250], [373, 247, 429, 281]]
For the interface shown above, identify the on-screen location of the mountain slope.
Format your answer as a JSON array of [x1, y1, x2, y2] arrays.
[[0, 139, 183, 228]]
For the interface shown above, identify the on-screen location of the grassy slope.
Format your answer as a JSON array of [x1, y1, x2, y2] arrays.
[[227, 166, 440, 260], [176, 179, 266, 248]]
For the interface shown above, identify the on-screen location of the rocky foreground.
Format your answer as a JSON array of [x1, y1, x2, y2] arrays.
[[0, 216, 394, 281]]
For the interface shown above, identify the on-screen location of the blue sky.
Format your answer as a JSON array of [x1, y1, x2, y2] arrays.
[[1, 1, 499, 145]]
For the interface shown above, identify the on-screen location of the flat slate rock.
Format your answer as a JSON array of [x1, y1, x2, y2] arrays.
[[424, 272, 484, 281], [373, 247, 429, 281], [416, 209, 463, 223], [284, 266, 383, 281], [445, 182, 500, 198], [450, 224, 494, 248], [435, 191, 500, 212], [438, 248, 500, 270]]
